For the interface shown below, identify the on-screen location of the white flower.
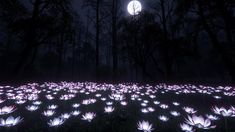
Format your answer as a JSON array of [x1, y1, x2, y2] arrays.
[[231, 106, 235, 115], [43, 110, 55, 117], [26, 105, 38, 111], [213, 96, 221, 99], [185, 115, 216, 129], [60, 95, 70, 100], [141, 108, 149, 113], [82, 112, 96, 122], [0, 116, 23, 127], [72, 103, 80, 108], [33, 101, 42, 105], [95, 94, 101, 97], [48, 105, 58, 110], [109, 93, 125, 101], [159, 104, 168, 109], [0, 106, 17, 115], [15, 100, 26, 104], [149, 95, 156, 99], [172, 102, 180, 106], [153, 101, 160, 105], [183, 107, 197, 114], [101, 98, 106, 101], [82, 99, 96, 105], [104, 106, 115, 113], [148, 107, 155, 112], [46, 95, 54, 100], [106, 102, 113, 106], [212, 106, 234, 117], [0, 99, 4, 104], [120, 101, 127, 106], [71, 110, 80, 116], [143, 100, 149, 103], [206, 114, 219, 120], [131, 97, 135, 101], [180, 123, 195, 132], [60, 113, 71, 119], [159, 115, 169, 122], [48, 118, 65, 127], [170, 111, 181, 117], [141, 103, 147, 107], [137, 120, 154, 132]]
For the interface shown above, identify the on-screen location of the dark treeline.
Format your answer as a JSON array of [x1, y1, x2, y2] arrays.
[[0, 0, 234, 84]]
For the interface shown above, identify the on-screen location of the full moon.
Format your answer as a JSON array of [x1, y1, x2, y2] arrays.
[[127, 0, 142, 16]]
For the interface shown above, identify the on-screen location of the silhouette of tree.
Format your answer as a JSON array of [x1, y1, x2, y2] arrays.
[[175, 0, 235, 82]]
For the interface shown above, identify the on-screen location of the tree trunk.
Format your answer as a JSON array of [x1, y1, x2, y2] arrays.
[[198, 3, 235, 83], [14, 0, 41, 76], [112, 0, 118, 81], [57, 34, 64, 79], [160, 0, 172, 80], [215, 0, 233, 44], [26, 46, 38, 71], [95, 0, 100, 80]]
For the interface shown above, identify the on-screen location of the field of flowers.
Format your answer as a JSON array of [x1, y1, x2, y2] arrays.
[[0, 82, 235, 132]]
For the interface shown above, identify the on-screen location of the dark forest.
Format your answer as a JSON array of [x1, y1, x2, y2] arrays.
[[0, 0, 234, 84]]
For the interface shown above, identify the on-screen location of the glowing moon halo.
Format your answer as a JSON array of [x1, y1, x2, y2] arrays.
[[127, 0, 142, 15]]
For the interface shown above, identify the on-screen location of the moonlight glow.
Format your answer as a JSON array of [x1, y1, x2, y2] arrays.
[[127, 0, 142, 15]]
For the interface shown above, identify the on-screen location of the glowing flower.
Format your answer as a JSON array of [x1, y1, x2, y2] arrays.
[[212, 106, 234, 117], [106, 102, 113, 106], [153, 101, 160, 105], [120, 101, 127, 106], [33, 101, 42, 105], [149, 95, 156, 99], [43, 110, 55, 117], [213, 96, 221, 99], [104, 106, 115, 113], [231, 106, 235, 115], [143, 100, 149, 103], [170, 111, 181, 117], [206, 114, 219, 120], [71, 110, 80, 116], [82, 99, 97, 105], [160, 104, 168, 109], [26, 105, 39, 111], [180, 123, 195, 132], [137, 120, 154, 132], [101, 98, 106, 101], [72, 103, 80, 108], [183, 107, 197, 114], [48, 118, 65, 127], [0, 106, 17, 115], [46, 95, 54, 100], [82, 112, 96, 122], [141, 103, 147, 107], [141, 108, 149, 113], [172, 102, 180, 106], [185, 115, 216, 129], [48, 105, 58, 110], [60, 113, 71, 119], [95, 94, 101, 97], [0, 116, 23, 127], [109, 93, 125, 101], [148, 107, 155, 112], [159, 115, 169, 122], [0, 99, 4, 104], [15, 100, 26, 104]]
